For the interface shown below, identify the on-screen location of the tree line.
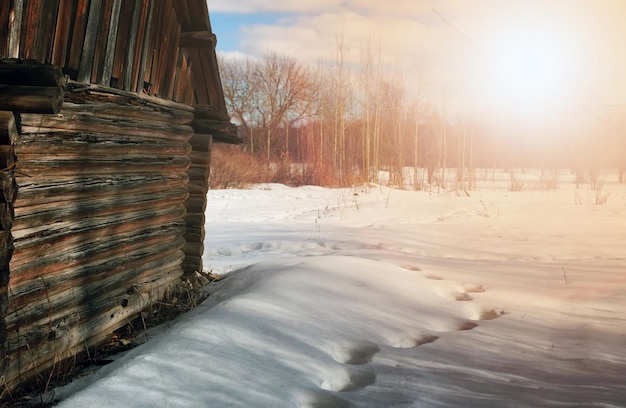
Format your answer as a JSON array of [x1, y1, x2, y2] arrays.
[[217, 48, 626, 189]]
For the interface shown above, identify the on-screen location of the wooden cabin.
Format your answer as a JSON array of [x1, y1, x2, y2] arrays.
[[0, 0, 237, 397]]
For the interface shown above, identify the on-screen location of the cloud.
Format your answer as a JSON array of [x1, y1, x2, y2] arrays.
[[212, 0, 626, 113]]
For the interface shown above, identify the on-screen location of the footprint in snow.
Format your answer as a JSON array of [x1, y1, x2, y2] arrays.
[[293, 388, 350, 408], [387, 333, 440, 349], [318, 366, 376, 392], [330, 341, 380, 365]]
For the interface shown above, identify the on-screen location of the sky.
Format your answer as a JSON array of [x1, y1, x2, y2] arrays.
[[208, 0, 626, 126], [54, 172, 626, 406]]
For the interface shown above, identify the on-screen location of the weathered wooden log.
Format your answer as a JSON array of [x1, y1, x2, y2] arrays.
[[66, 81, 194, 115], [183, 241, 204, 258], [16, 132, 191, 157], [0, 231, 12, 285], [181, 255, 203, 272], [183, 213, 204, 229], [179, 30, 216, 49], [0, 169, 17, 204], [187, 182, 208, 195], [12, 187, 188, 231], [185, 195, 207, 214], [189, 150, 210, 165], [61, 98, 195, 125], [187, 165, 209, 182], [0, 61, 67, 87], [14, 174, 189, 207], [188, 133, 212, 152], [5, 253, 184, 382], [0, 111, 19, 144], [8, 238, 186, 321], [0, 85, 64, 114], [20, 112, 194, 142], [13, 156, 191, 177], [11, 204, 186, 255]]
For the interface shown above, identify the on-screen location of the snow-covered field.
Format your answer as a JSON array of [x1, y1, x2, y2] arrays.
[[56, 172, 626, 407]]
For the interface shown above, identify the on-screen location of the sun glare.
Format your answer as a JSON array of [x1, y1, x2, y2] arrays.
[[481, 18, 579, 119]]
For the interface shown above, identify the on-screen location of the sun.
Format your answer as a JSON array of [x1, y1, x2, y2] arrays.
[[480, 18, 578, 119], [494, 32, 563, 104]]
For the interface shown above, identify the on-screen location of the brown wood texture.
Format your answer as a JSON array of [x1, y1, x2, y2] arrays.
[[2, 85, 193, 396], [0, 0, 235, 395], [0, 0, 233, 119]]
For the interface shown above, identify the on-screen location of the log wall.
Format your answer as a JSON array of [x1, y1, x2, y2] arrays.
[[1, 81, 194, 394], [0, 0, 237, 396]]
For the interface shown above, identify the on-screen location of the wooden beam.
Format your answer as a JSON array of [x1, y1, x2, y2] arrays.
[[7, 0, 24, 58], [122, 0, 142, 91], [77, 0, 103, 83], [99, 0, 122, 86], [135, 0, 154, 93], [0, 111, 18, 145], [0, 86, 63, 114], [179, 31, 216, 49], [51, 0, 73, 66], [0, 62, 66, 87]]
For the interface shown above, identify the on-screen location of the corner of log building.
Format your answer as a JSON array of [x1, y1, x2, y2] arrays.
[[0, 0, 238, 398]]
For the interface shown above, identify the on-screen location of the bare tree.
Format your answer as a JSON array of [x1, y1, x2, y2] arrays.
[[218, 54, 259, 151]]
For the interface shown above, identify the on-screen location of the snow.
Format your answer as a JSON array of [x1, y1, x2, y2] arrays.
[[55, 173, 626, 407]]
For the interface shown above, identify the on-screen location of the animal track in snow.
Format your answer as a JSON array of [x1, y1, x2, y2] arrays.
[[330, 341, 380, 365], [318, 366, 376, 392]]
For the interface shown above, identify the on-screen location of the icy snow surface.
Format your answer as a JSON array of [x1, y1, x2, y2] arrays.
[[56, 178, 626, 407]]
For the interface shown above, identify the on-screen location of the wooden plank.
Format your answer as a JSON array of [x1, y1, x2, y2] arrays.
[[144, 0, 164, 94], [77, 0, 103, 83], [122, 0, 142, 91], [99, 0, 122, 86], [39, 1, 60, 62], [130, 0, 149, 92], [135, 0, 155, 93], [163, 22, 180, 100], [152, 0, 175, 97], [67, 0, 90, 72], [7, 0, 24, 58], [90, 0, 113, 83], [21, 0, 44, 60], [51, 0, 74, 66], [0, 2, 10, 57], [188, 49, 207, 105], [111, 0, 133, 85]]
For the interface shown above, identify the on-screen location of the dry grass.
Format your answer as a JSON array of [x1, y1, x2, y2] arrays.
[[209, 145, 268, 189]]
